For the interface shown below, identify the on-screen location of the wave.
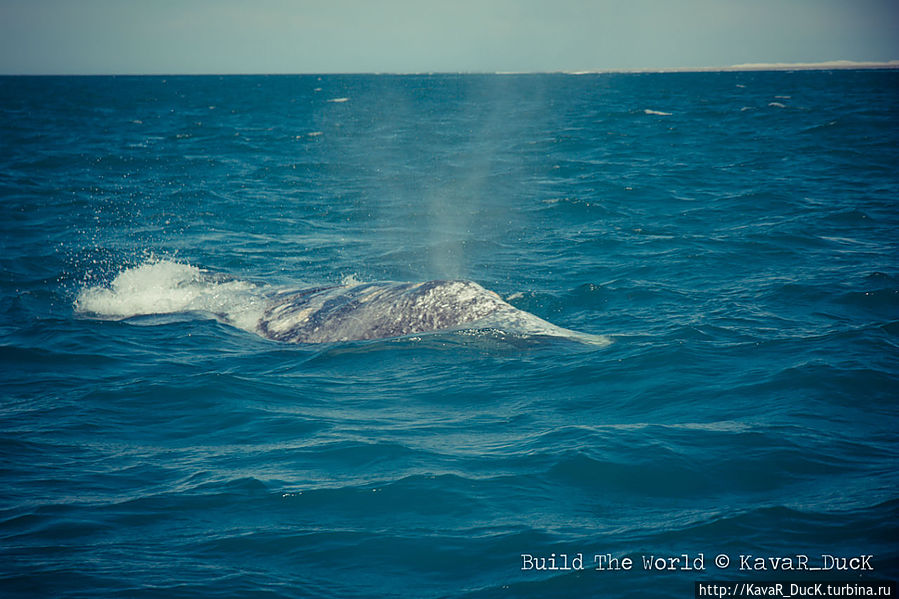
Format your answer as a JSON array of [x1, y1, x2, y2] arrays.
[[75, 261, 610, 346]]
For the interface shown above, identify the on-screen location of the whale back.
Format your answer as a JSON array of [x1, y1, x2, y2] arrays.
[[257, 280, 509, 344], [75, 262, 610, 346]]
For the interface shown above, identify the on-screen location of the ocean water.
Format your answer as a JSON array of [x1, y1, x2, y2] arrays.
[[1, 71, 898, 598]]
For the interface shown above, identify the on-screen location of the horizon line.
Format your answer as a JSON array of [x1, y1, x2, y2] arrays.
[[3, 59, 898, 77]]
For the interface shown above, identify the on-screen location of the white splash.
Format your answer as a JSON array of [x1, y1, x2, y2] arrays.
[[75, 260, 265, 333]]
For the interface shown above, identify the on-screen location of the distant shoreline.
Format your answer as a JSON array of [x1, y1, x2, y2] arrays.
[[3, 60, 898, 77], [562, 60, 899, 75]]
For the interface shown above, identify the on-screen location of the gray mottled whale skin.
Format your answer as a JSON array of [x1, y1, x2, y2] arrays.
[[257, 280, 610, 345], [258, 280, 506, 343]]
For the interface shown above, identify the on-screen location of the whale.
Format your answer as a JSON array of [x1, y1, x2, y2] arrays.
[[74, 262, 609, 346], [256, 279, 609, 345]]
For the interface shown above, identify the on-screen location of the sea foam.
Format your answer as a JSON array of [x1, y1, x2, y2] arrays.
[[75, 260, 265, 333]]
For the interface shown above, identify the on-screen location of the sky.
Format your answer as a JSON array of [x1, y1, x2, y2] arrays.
[[0, 0, 897, 74]]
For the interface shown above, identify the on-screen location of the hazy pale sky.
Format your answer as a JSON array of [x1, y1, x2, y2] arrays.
[[1, 0, 897, 74]]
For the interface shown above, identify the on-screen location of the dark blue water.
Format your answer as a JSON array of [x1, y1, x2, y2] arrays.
[[1, 71, 898, 598]]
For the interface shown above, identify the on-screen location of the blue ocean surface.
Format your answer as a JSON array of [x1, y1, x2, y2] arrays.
[[1, 71, 898, 598]]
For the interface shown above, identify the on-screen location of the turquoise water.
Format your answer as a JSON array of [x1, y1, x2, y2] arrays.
[[1, 71, 898, 598]]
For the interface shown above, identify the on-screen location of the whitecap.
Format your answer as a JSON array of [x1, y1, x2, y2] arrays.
[[644, 109, 672, 116], [327, 97, 349, 103]]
